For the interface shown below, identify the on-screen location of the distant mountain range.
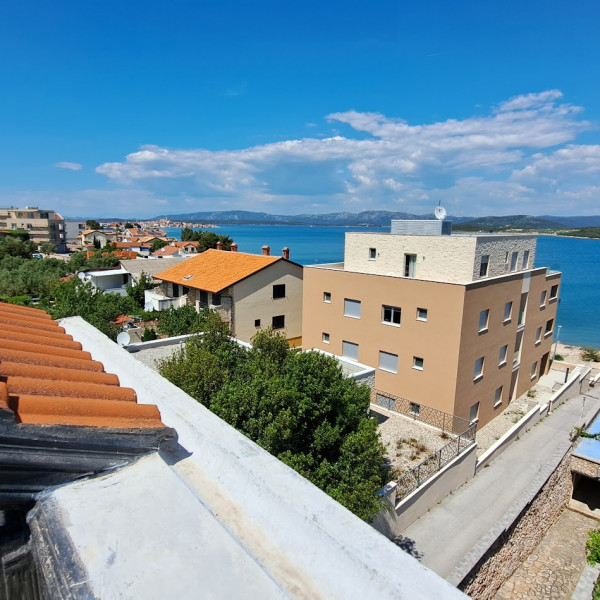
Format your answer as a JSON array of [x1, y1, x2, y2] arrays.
[[87, 210, 600, 229]]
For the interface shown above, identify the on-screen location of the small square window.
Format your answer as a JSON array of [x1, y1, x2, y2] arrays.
[[272, 315, 285, 330], [254, 319, 261, 327], [322, 332, 330, 344], [369, 247, 377, 260], [416, 307, 428, 321], [494, 386, 503, 407], [413, 356, 424, 371], [503, 302, 512, 322], [409, 402, 420, 416], [531, 361, 538, 379], [540, 290, 547, 307], [382, 305, 401, 326], [474, 357, 484, 380], [479, 309, 489, 332], [550, 284, 559, 300], [342, 340, 359, 361], [273, 284, 286, 299], [499, 345, 508, 366], [323, 292, 331, 303]]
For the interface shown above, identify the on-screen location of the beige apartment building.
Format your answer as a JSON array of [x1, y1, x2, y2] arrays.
[[0, 206, 66, 251], [302, 221, 561, 427]]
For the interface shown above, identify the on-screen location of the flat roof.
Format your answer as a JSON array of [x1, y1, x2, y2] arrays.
[[574, 413, 600, 462]]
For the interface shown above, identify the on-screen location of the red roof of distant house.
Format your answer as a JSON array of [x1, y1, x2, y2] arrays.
[[0, 302, 166, 429], [152, 246, 180, 257]]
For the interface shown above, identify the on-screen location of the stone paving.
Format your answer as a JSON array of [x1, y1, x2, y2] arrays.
[[494, 510, 598, 600]]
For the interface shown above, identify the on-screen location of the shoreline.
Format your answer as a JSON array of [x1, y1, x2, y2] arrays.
[[554, 342, 599, 370]]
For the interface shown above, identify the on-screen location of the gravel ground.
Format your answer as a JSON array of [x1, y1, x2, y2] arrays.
[[371, 406, 451, 476], [128, 343, 184, 371]]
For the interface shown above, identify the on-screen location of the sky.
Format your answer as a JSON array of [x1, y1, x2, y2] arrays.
[[1, 0, 600, 219]]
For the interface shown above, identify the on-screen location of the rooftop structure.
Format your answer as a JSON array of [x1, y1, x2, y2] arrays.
[[302, 219, 560, 427]]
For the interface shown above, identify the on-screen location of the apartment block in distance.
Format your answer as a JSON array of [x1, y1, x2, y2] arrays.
[[302, 219, 561, 427], [0, 206, 66, 252]]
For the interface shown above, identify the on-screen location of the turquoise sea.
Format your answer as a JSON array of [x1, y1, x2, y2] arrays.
[[164, 225, 600, 348]]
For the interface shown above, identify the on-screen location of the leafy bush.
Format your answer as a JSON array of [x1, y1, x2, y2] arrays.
[[159, 320, 388, 521], [553, 354, 564, 361], [581, 347, 600, 362], [142, 328, 157, 342], [156, 305, 211, 337], [587, 526, 600, 565]]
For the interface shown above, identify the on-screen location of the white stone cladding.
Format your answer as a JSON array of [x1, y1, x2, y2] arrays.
[[344, 232, 537, 284]]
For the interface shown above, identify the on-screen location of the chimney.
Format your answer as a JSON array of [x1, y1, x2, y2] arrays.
[[216, 241, 223, 250], [262, 245, 270, 256], [282, 247, 290, 260], [230, 243, 238, 252]]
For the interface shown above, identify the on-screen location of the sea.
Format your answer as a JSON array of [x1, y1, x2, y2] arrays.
[[164, 225, 600, 348]]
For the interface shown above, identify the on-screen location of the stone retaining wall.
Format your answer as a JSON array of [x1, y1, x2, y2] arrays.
[[571, 455, 600, 479], [459, 450, 573, 599]]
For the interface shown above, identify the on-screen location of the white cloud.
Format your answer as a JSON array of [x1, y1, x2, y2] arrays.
[[90, 90, 599, 216], [55, 161, 83, 171]]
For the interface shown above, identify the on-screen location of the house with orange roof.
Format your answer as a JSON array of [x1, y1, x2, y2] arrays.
[[152, 244, 183, 258], [152, 245, 303, 345], [79, 228, 118, 247]]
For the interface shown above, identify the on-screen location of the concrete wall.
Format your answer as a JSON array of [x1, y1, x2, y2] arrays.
[[373, 443, 478, 538], [473, 236, 537, 280], [232, 260, 303, 343], [302, 265, 466, 416]]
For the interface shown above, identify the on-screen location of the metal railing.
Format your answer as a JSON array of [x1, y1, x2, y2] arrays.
[[394, 422, 477, 501], [372, 390, 472, 435]]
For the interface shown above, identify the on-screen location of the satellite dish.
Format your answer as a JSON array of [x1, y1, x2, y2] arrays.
[[434, 205, 447, 221], [77, 272, 87, 281], [116, 331, 131, 347]]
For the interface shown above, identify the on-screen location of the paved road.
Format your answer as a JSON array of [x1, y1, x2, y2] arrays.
[[401, 391, 600, 585]]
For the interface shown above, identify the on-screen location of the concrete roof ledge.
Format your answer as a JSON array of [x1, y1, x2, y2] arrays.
[[45, 316, 465, 599]]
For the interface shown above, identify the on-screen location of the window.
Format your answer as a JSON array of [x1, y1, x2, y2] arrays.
[[273, 284, 286, 299], [499, 345, 508, 366], [344, 299, 361, 319], [510, 252, 518, 271], [382, 305, 401, 326], [369, 247, 377, 260], [474, 357, 484, 380], [478, 309, 489, 332], [379, 351, 398, 373], [531, 361, 538, 379], [342, 341, 359, 361], [211, 292, 221, 306], [535, 327, 542, 344], [504, 302, 513, 322], [413, 356, 424, 371], [545, 318, 554, 335], [479, 255, 489, 277], [494, 386, 503, 407], [199, 290, 208, 307], [272, 315, 285, 330], [469, 402, 480, 422], [540, 290, 547, 307], [550, 284, 559, 300], [323, 292, 331, 303], [522, 250, 530, 269], [404, 254, 416, 278], [409, 402, 420, 416], [254, 319, 261, 327], [322, 332, 330, 344], [416, 307, 428, 321], [518, 293, 528, 327]]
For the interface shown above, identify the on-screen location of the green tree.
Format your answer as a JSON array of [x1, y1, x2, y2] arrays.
[[126, 272, 155, 308], [86, 219, 101, 230], [142, 327, 157, 342], [0, 237, 37, 259], [124, 222, 135, 229], [152, 239, 169, 252], [39, 242, 57, 255], [179, 228, 233, 251], [156, 304, 211, 337]]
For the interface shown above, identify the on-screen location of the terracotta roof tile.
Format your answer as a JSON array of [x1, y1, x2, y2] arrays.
[[0, 302, 167, 430], [155, 248, 282, 293]]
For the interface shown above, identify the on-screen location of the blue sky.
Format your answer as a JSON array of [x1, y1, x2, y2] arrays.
[[2, 0, 600, 219]]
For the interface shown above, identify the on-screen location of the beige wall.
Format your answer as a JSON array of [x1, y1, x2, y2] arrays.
[[232, 261, 303, 343], [302, 265, 466, 415], [454, 268, 560, 426]]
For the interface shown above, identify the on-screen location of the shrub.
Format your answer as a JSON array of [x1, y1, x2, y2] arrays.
[[553, 354, 564, 361], [581, 347, 600, 362], [142, 328, 157, 342], [587, 526, 600, 565]]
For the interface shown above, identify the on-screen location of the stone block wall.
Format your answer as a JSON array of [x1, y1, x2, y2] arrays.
[[459, 450, 573, 600], [571, 455, 600, 479], [473, 236, 537, 281]]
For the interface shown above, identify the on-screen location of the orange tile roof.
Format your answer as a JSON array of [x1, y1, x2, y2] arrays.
[[155, 249, 282, 293], [152, 245, 179, 257], [0, 302, 167, 430]]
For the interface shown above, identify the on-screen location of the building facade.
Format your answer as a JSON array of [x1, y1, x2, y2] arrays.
[[302, 222, 561, 427], [0, 206, 66, 251], [154, 246, 304, 345]]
